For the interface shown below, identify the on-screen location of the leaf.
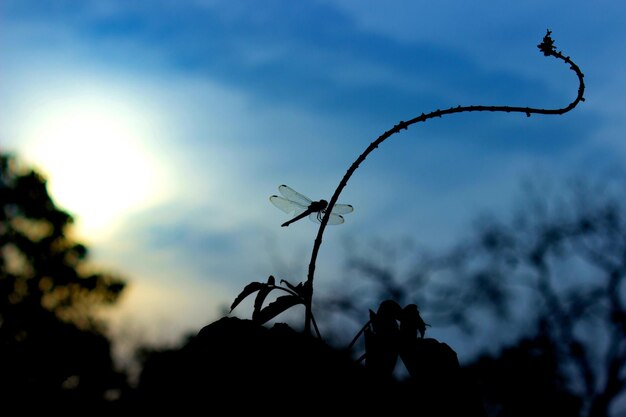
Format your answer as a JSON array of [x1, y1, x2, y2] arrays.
[[252, 295, 303, 325], [230, 282, 266, 312], [279, 279, 311, 298], [369, 309, 376, 322], [371, 300, 401, 336], [253, 285, 275, 316], [400, 304, 428, 339], [364, 323, 399, 379], [377, 300, 402, 321], [399, 338, 459, 381], [280, 279, 300, 293]]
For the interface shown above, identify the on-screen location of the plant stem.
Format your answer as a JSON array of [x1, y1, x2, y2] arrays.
[[347, 320, 371, 351], [303, 31, 586, 335]]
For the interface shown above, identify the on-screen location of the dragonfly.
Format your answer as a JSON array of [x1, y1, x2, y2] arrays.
[[270, 184, 354, 227]]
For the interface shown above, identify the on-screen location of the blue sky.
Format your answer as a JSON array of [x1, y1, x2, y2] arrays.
[[2, 0, 626, 355]]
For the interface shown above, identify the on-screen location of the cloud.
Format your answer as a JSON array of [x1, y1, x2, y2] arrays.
[[2, 0, 581, 123]]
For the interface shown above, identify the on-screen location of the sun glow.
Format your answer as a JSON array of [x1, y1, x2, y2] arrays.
[[22, 93, 169, 241]]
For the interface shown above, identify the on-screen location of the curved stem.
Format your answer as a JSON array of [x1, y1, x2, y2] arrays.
[[347, 320, 371, 351], [303, 31, 586, 334]]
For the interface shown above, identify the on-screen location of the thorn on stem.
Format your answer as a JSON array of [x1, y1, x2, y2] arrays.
[[395, 121, 407, 131]]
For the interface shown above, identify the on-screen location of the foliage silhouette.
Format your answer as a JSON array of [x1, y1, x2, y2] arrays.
[[0, 153, 127, 411], [320, 178, 626, 416], [4, 31, 583, 413], [215, 30, 585, 414], [134, 316, 486, 415], [467, 334, 583, 417]]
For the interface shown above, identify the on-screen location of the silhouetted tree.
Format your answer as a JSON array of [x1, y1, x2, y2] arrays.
[[0, 152, 127, 411], [320, 178, 626, 417], [466, 333, 583, 417]]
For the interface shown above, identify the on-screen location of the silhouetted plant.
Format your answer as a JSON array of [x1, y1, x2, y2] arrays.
[[231, 30, 586, 344], [319, 177, 626, 417], [223, 34, 588, 412], [132, 31, 586, 415]]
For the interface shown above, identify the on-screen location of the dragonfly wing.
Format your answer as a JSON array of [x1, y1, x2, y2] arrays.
[[327, 213, 345, 225], [278, 185, 313, 206], [308, 211, 345, 225], [270, 195, 307, 214], [293, 206, 308, 217], [308, 211, 322, 224], [331, 204, 354, 215]]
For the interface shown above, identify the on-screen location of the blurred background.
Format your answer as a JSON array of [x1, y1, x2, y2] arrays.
[[2, 1, 626, 415]]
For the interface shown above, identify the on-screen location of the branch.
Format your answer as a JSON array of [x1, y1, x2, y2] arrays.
[[303, 30, 586, 334]]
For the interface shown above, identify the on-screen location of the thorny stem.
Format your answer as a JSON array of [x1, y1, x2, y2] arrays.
[[303, 30, 586, 335]]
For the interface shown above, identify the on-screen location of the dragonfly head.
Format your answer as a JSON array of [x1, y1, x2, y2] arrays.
[[319, 199, 328, 210]]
